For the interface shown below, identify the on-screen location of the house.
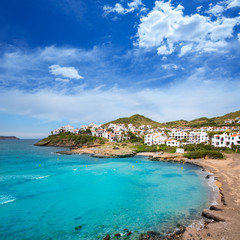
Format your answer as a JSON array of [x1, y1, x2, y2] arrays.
[[176, 148, 184, 154], [212, 132, 240, 148], [164, 139, 180, 147], [224, 119, 234, 124]]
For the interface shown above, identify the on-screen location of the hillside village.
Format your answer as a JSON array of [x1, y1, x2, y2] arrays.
[[51, 113, 240, 149]]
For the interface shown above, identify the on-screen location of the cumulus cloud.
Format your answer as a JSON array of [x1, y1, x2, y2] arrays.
[[136, 1, 240, 56], [207, 4, 225, 16], [103, 0, 143, 15], [49, 65, 83, 79]]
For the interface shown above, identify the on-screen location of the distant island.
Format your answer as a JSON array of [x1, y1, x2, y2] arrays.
[[0, 136, 19, 140]]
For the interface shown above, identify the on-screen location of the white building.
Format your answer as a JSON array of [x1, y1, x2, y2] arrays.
[[52, 125, 75, 134], [176, 148, 185, 154], [164, 139, 180, 147], [224, 119, 234, 124], [188, 131, 209, 144], [169, 131, 188, 140], [144, 132, 166, 146], [212, 132, 240, 148]]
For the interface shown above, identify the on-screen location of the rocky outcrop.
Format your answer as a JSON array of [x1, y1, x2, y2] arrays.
[[151, 153, 186, 162], [139, 226, 186, 239], [202, 209, 225, 222]]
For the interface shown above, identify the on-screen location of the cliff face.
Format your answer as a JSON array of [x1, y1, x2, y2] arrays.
[[0, 136, 19, 140]]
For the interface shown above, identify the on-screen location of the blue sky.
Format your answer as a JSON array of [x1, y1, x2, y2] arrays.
[[0, 0, 240, 138]]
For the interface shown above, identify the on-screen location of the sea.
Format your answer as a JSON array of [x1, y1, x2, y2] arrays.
[[0, 139, 216, 239]]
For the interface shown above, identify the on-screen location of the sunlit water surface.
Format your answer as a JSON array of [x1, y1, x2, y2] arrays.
[[0, 140, 215, 239]]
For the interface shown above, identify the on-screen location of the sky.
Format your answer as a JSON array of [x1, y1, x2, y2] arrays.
[[0, 0, 240, 138]]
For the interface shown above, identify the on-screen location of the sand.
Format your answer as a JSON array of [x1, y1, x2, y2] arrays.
[[180, 154, 240, 240]]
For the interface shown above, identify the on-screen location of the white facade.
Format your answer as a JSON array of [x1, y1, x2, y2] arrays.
[[144, 132, 167, 146], [212, 133, 240, 148], [188, 131, 209, 144], [52, 125, 74, 134], [176, 148, 185, 154], [169, 131, 188, 140], [165, 139, 180, 147]]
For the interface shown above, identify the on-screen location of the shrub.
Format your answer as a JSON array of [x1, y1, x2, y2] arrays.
[[184, 150, 223, 159]]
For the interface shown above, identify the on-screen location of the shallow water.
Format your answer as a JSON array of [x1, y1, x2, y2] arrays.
[[0, 140, 214, 239]]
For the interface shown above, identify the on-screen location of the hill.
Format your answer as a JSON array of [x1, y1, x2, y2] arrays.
[[160, 110, 240, 128], [212, 110, 240, 124], [104, 114, 161, 128], [104, 111, 240, 128]]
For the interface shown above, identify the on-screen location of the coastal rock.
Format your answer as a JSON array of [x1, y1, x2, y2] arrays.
[[127, 231, 132, 236], [202, 209, 225, 222], [103, 234, 110, 240], [151, 153, 186, 162], [114, 233, 121, 237], [209, 205, 222, 211], [74, 225, 82, 230]]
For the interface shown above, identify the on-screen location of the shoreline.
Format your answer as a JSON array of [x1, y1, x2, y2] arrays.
[[142, 153, 240, 240], [47, 144, 240, 239]]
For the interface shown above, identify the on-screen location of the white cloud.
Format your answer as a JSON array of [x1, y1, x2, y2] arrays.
[[196, 6, 203, 12], [55, 78, 70, 83], [227, 0, 240, 9], [136, 1, 240, 56], [0, 73, 239, 125], [207, 4, 224, 16], [49, 65, 83, 79], [103, 0, 143, 15], [162, 64, 179, 70], [179, 44, 193, 56]]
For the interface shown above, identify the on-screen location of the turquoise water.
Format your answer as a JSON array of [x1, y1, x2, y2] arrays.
[[0, 140, 214, 239]]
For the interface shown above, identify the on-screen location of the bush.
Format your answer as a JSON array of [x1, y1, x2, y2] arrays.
[[135, 145, 158, 153], [184, 150, 223, 159], [183, 143, 216, 152]]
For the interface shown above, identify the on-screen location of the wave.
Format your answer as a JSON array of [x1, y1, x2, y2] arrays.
[[33, 175, 50, 179], [0, 174, 50, 182], [0, 195, 16, 205]]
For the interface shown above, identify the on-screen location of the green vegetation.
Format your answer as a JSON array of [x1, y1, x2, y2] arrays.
[[157, 110, 240, 128], [133, 142, 228, 159], [134, 144, 176, 153], [104, 114, 161, 128], [184, 150, 224, 159], [127, 131, 143, 143], [103, 110, 240, 128], [35, 132, 107, 147]]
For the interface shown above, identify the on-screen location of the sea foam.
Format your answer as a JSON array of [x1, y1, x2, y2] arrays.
[[0, 195, 16, 205]]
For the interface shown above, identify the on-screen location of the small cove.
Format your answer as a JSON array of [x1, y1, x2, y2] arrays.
[[0, 140, 215, 239]]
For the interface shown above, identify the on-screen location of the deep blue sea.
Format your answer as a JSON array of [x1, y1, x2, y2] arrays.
[[0, 140, 215, 239]]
